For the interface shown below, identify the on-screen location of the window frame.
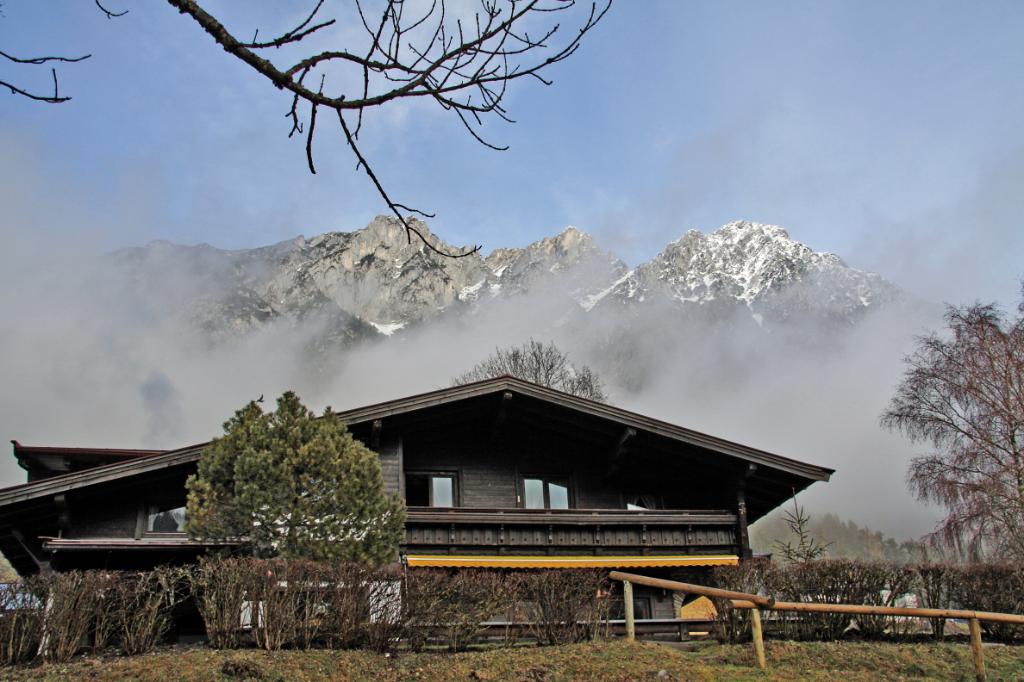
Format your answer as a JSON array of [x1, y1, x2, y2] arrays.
[[517, 474, 573, 510], [142, 501, 187, 536], [610, 596, 653, 621], [404, 470, 460, 508]]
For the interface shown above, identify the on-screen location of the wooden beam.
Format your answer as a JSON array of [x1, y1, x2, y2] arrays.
[[54, 493, 72, 536], [730, 600, 1024, 625], [11, 528, 49, 573], [623, 579, 635, 641], [370, 419, 383, 449], [489, 392, 514, 448], [606, 427, 637, 476], [969, 617, 986, 681], [609, 571, 774, 608], [736, 464, 756, 560], [736, 488, 751, 560], [750, 608, 767, 670]]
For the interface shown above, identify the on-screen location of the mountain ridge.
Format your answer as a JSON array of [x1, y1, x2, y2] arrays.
[[110, 216, 900, 346]]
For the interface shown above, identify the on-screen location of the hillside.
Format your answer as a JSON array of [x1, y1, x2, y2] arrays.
[[750, 510, 923, 563], [7, 640, 1024, 681]]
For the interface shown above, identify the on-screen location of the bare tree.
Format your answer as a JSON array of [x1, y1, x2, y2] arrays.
[[5, 1, 609, 256], [881, 291, 1024, 560], [454, 338, 606, 401]]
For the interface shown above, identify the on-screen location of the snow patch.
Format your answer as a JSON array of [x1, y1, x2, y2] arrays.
[[458, 279, 485, 301], [580, 270, 635, 312], [370, 321, 405, 336]]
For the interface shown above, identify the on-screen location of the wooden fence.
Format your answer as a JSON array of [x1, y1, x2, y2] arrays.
[[610, 570, 1024, 682]]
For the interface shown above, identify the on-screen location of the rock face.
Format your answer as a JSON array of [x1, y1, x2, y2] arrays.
[[109, 216, 899, 346], [585, 221, 897, 320]]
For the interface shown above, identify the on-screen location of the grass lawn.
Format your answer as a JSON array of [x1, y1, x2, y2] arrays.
[[5, 639, 1024, 681]]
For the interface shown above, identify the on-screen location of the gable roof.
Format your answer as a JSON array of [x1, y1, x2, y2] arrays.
[[0, 375, 832, 508]]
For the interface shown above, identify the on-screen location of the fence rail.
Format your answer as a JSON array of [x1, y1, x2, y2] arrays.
[[610, 570, 1022, 681]]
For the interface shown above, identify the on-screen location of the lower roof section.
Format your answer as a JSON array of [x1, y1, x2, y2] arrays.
[[41, 536, 234, 551], [405, 554, 738, 569]]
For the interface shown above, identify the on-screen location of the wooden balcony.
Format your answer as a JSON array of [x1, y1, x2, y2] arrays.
[[403, 507, 740, 556]]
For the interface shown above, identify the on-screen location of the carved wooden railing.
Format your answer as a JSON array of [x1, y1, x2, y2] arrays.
[[403, 507, 739, 554]]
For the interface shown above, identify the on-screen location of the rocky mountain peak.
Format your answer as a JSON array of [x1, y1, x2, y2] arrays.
[[110, 216, 899, 345]]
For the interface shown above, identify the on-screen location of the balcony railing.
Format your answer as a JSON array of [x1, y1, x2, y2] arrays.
[[404, 507, 739, 555]]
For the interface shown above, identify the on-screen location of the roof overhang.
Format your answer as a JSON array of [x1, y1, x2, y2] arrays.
[[0, 376, 833, 513]]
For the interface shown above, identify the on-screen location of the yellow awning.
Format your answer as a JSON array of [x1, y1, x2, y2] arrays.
[[405, 554, 738, 568]]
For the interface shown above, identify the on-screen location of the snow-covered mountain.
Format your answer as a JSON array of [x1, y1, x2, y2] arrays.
[[109, 216, 899, 346]]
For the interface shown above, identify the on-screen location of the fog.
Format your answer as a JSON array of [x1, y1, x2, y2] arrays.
[[0, 135, 948, 542]]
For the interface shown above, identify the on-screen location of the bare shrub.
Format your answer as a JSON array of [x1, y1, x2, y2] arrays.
[[90, 572, 122, 652], [38, 571, 106, 663], [191, 557, 252, 649], [113, 567, 186, 655], [854, 562, 918, 638], [316, 562, 370, 650], [709, 559, 776, 643], [357, 570, 405, 653], [403, 569, 514, 651], [246, 559, 304, 651], [522, 569, 610, 645], [0, 580, 43, 665], [914, 563, 960, 639], [952, 563, 1024, 642], [761, 560, 884, 641]]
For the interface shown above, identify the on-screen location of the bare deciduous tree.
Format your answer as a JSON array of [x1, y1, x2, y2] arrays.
[[454, 338, 606, 401], [882, 292, 1024, 560], [168, 0, 609, 256], [5, 1, 611, 257]]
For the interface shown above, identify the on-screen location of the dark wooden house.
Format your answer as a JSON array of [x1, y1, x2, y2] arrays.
[[0, 376, 832, 622]]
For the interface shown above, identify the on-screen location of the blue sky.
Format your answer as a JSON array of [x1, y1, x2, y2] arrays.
[[3, 0, 1024, 306]]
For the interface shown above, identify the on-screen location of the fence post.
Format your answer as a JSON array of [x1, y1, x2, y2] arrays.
[[969, 617, 986, 682], [623, 579, 635, 642], [749, 608, 767, 670]]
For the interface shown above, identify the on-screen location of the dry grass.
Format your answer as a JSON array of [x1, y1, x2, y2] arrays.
[[6, 640, 1024, 681]]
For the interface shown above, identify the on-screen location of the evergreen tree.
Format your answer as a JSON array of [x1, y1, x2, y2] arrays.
[[772, 496, 830, 564], [185, 392, 405, 565]]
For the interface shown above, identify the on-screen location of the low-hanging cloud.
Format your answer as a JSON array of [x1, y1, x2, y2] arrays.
[[0, 134, 946, 541]]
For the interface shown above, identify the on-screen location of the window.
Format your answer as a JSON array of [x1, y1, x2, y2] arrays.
[[625, 495, 661, 511], [146, 503, 186, 533], [520, 477, 570, 509], [405, 472, 457, 507], [610, 596, 652, 620]]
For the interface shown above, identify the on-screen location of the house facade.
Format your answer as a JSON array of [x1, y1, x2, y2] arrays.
[[0, 376, 832, 622]]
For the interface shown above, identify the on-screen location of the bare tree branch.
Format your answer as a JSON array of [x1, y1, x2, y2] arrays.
[[0, 51, 91, 65], [1, 0, 126, 104], [165, 0, 611, 255], [94, 0, 129, 20], [1, 67, 76, 103]]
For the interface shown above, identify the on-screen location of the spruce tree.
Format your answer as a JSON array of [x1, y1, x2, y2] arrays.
[[185, 392, 405, 565]]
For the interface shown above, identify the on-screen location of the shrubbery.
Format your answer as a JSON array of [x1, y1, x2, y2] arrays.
[[14, 556, 1024, 665], [711, 559, 1024, 643], [0, 560, 612, 665]]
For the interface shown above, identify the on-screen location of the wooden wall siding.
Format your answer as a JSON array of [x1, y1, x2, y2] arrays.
[[402, 425, 675, 510], [69, 499, 138, 538], [376, 438, 402, 496], [65, 472, 191, 540]]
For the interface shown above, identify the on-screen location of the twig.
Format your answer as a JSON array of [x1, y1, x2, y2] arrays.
[[94, 0, 129, 19]]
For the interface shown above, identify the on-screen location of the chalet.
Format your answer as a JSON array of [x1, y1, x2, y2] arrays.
[[0, 376, 832, 623]]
